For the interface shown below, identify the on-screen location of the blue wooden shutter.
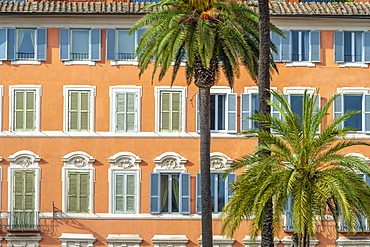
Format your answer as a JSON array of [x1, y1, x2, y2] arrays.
[[7, 28, 16, 61], [334, 31, 344, 63], [227, 93, 237, 133], [106, 28, 116, 61], [364, 94, 370, 133], [36, 28, 47, 61], [271, 94, 282, 120], [240, 93, 251, 132], [0, 28, 7, 60], [310, 30, 320, 62], [60, 28, 70, 61], [90, 28, 101, 61], [315, 94, 321, 134], [179, 173, 190, 214], [196, 173, 201, 213], [225, 173, 236, 204], [363, 31, 370, 63], [196, 93, 200, 133], [270, 31, 282, 62], [334, 94, 344, 129], [150, 173, 161, 214], [281, 30, 291, 62], [284, 196, 294, 231]]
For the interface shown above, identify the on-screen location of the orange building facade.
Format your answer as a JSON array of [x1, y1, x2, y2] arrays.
[[0, 1, 370, 246]]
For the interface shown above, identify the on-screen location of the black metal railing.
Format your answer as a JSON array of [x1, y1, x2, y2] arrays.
[[292, 54, 309, 62], [117, 53, 136, 61], [344, 54, 362, 63], [8, 211, 40, 231], [16, 53, 35, 60], [284, 212, 294, 232], [338, 214, 370, 232], [71, 53, 89, 61]]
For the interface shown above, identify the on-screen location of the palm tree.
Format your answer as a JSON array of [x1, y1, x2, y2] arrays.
[[222, 91, 370, 246], [130, 0, 274, 245]]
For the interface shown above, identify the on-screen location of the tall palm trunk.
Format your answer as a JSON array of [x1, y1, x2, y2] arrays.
[[257, 0, 273, 245], [194, 57, 218, 247]]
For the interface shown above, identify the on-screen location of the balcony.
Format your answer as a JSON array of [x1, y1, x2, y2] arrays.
[[338, 214, 370, 232], [8, 211, 40, 232], [283, 212, 294, 232]]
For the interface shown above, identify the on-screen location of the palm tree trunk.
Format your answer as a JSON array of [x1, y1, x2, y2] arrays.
[[257, 0, 273, 245], [194, 57, 218, 247]]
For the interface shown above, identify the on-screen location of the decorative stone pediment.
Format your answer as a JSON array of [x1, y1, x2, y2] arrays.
[[345, 153, 370, 162], [210, 152, 233, 172], [243, 236, 280, 247], [108, 152, 142, 170], [154, 152, 187, 172], [8, 150, 41, 168], [62, 151, 95, 168]]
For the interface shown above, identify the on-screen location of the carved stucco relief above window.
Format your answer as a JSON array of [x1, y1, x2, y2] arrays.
[[210, 152, 233, 172], [153, 152, 187, 172]]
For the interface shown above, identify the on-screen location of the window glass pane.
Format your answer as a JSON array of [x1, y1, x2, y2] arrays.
[[117, 30, 135, 60], [344, 95, 362, 131], [291, 95, 303, 120], [171, 175, 180, 213], [210, 95, 216, 130], [71, 30, 89, 60], [210, 94, 226, 131], [291, 31, 299, 61], [344, 32, 352, 62], [160, 174, 180, 213], [210, 174, 216, 212], [17, 29, 35, 60], [301, 31, 309, 61], [160, 175, 169, 212], [252, 94, 259, 130], [217, 174, 225, 212], [355, 32, 363, 62]]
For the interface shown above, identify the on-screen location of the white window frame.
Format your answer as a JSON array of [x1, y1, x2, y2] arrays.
[[5, 234, 42, 247], [283, 87, 317, 95], [63, 85, 96, 133], [59, 233, 96, 247], [10, 28, 42, 65], [209, 86, 234, 133], [152, 235, 189, 247], [8, 150, 41, 213], [281, 236, 319, 247], [64, 29, 95, 66], [106, 234, 143, 247], [9, 85, 42, 132], [111, 29, 143, 66], [243, 236, 281, 247], [155, 86, 187, 133], [109, 86, 142, 133], [198, 235, 235, 247], [337, 236, 370, 247], [338, 31, 368, 68], [0, 86, 3, 131], [61, 151, 95, 214], [108, 152, 142, 214]]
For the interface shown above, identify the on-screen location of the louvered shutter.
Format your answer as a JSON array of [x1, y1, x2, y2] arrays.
[[334, 31, 344, 63], [69, 91, 79, 131], [315, 94, 321, 134], [126, 174, 136, 212], [150, 173, 161, 214], [115, 174, 124, 213], [196, 173, 201, 213], [271, 94, 282, 120], [241, 93, 251, 132], [106, 28, 116, 61], [196, 93, 200, 133], [80, 91, 90, 131], [225, 173, 236, 204], [0, 28, 7, 60], [270, 31, 282, 62], [67, 173, 78, 212], [281, 30, 291, 62], [284, 196, 294, 231], [7, 28, 16, 61], [24, 171, 35, 211], [13, 171, 25, 211], [79, 172, 90, 213], [160, 92, 170, 132], [90, 28, 101, 61], [334, 94, 344, 129], [227, 93, 237, 133], [25, 91, 35, 131], [126, 92, 137, 132], [116, 93, 126, 132], [179, 173, 190, 214], [310, 31, 320, 62], [60, 28, 70, 61], [14, 91, 24, 131], [36, 28, 47, 61], [364, 94, 370, 133], [171, 92, 182, 132], [363, 31, 370, 63]]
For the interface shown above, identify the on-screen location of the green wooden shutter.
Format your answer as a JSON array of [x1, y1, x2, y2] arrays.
[[67, 172, 78, 212], [126, 92, 137, 132], [160, 92, 170, 132], [171, 92, 182, 132], [68, 172, 90, 213], [114, 173, 136, 213], [79, 172, 90, 213], [25, 91, 36, 131], [115, 174, 125, 213], [126, 174, 135, 212], [116, 93, 126, 132], [160, 91, 182, 132], [14, 90, 35, 131], [15, 91, 25, 131], [115, 92, 137, 132], [13, 170, 35, 211], [80, 91, 90, 131], [13, 171, 25, 211], [24, 171, 35, 211], [69, 91, 79, 131], [69, 91, 90, 131]]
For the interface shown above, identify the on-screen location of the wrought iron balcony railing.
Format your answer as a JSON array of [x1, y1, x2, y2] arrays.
[[338, 214, 370, 232], [8, 211, 40, 232], [284, 212, 294, 232]]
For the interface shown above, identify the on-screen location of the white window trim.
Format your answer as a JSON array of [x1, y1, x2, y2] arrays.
[[209, 86, 234, 133], [0, 61, 2, 65], [8, 150, 41, 213], [284, 87, 317, 95], [337, 236, 370, 247], [210, 152, 233, 172], [111, 29, 142, 65], [198, 235, 235, 247], [108, 152, 142, 214], [61, 151, 95, 214], [9, 85, 42, 132], [5, 233, 42, 247], [339, 62, 368, 68], [59, 233, 96, 247], [243, 236, 280, 247], [64, 60, 96, 66], [337, 87, 370, 94], [106, 234, 142, 247], [281, 236, 319, 247], [110, 61, 138, 66], [11, 61, 42, 65], [152, 235, 189, 247], [109, 86, 142, 133], [285, 61, 316, 67], [153, 152, 188, 173], [0, 86, 3, 131], [155, 86, 187, 133], [63, 85, 96, 133], [244, 86, 277, 94]]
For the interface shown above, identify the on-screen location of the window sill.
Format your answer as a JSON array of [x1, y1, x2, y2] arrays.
[[338, 62, 368, 68], [0, 61, 2, 65], [64, 61, 96, 66], [110, 61, 138, 66], [285, 62, 316, 67], [11, 60, 41, 65]]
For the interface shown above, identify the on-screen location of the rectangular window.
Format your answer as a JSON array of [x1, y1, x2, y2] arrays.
[[68, 90, 91, 132], [160, 174, 180, 213], [211, 94, 226, 131], [290, 95, 304, 119], [115, 92, 137, 132], [113, 172, 136, 213], [160, 91, 182, 132], [344, 32, 363, 62], [291, 31, 310, 62], [13, 170, 35, 211], [71, 29, 89, 61], [16, 29, 36, 60], [344, 95, 363, 130], [67, 172, 90, 213], [334, 31, 370, 64], [14, 90, 36, 131]]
